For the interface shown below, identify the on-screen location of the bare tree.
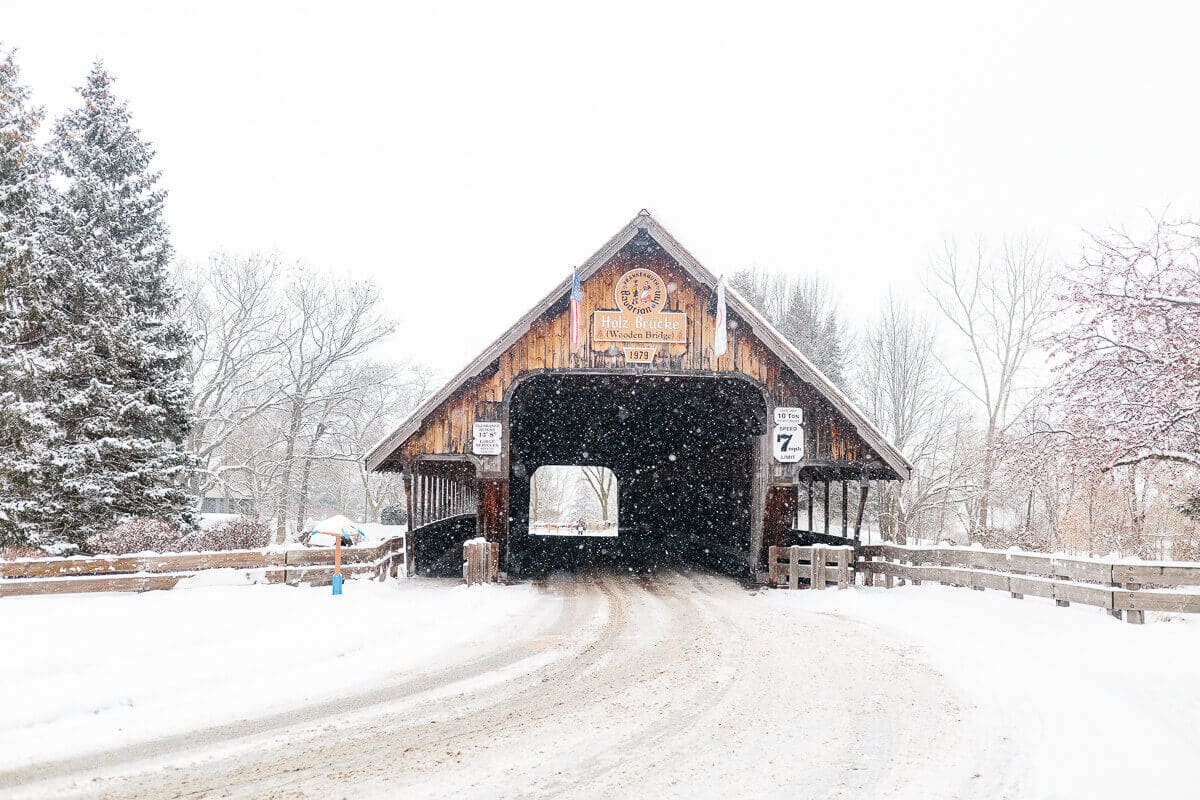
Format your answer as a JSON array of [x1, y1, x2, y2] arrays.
[[178, 254, 287, 497], [531, 466, 575, 523], [926, 237, 1057, 532], [306, 360, 432, 524], [581, 466, 616, 523], [855, 295, 971, 543], [271, 271, 395, 542]]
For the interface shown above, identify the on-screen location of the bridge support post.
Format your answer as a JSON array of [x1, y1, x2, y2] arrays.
[[478, 478, 509, 574]]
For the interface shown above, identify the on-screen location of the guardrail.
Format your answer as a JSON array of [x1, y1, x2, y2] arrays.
[[0, 536, 406, 597], [855, 544, 1200, 624]]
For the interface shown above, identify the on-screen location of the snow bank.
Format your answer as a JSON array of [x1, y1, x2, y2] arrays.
[[0, 578, 556, 772], [766, 585, 1200, 799]]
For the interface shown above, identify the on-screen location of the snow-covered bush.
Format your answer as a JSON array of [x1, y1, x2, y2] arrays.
[[973, 526, 1050, 553], [86, 516, 271, 555], [193, 517, 271, 551], [86, 518, 186, 555], [0, 543, 45, 560]]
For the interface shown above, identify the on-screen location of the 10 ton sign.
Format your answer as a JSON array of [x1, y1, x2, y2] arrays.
[[772, 407, 804, 463]]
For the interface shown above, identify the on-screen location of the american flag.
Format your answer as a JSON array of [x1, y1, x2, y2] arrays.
[[569, 268, 582, 350]]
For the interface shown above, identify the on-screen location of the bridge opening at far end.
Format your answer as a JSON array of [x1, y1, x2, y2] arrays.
[[505, 373, 767, 579], [529, 465, 619, 538]]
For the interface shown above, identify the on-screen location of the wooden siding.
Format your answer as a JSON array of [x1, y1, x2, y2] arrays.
[[387, 232, 888, 479]]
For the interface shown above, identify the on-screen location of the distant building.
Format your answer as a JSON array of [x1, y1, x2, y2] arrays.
[[199, 496, 255, 515]]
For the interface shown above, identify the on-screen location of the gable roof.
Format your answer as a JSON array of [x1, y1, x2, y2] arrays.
[[366, 210, 913, 479]]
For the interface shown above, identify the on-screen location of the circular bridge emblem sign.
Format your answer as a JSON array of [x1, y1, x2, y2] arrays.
[[592, 267, 686, 349], [615, 268, 668, 315]]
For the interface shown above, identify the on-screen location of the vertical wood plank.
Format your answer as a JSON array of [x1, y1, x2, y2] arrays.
[[841, 480, 848, 537], [823, 481, 830, 535], [807, 478, 814, 533], [812, 544, 826, 590]]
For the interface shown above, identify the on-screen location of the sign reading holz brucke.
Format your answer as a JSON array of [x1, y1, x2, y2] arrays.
[[592, 268, 687, 347]]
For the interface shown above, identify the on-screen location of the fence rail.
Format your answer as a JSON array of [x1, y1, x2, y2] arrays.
[[856, 544, 1200, 624], [0, 536, 406, 597]]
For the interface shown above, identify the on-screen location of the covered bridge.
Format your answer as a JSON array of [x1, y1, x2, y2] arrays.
[[367, 211, 911, 580]]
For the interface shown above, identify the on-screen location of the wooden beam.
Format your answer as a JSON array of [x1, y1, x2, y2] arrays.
[[806, 478, 814, 533], [749, 432, 771, 573], [424, 473, 431, 525], [823, 480, 830, 534], [403, 472, 415, 575], [841, 480, 848, 537], [853, 480, 869, 541], [412, 472, 421, 529]]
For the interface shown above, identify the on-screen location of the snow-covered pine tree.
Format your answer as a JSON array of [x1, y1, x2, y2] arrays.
[[35, 63, 195, 548], [818, 315, 846, 388], [0, 47, 58, 547], [730, 267, 849, 389]]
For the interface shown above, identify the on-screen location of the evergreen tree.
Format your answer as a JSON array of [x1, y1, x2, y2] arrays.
[[730, 267, 848, 388], [0, 47, 57, 546], [818, 315, 845, 388], [33, 63, 195, 547]]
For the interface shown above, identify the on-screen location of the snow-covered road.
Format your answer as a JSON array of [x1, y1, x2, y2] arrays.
[[3, 571, 1197, 799]]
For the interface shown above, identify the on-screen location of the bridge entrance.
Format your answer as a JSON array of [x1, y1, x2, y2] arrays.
[[505, 373, 767, 578]]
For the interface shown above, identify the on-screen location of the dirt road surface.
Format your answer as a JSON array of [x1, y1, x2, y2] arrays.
[[3, 571, 1019, 799]]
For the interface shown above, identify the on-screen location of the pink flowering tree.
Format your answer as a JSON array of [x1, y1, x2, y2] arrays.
[[1047, 217, 1200, 495]]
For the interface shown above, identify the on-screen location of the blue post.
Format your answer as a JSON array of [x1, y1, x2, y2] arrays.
[[332, 573, 343, 595]]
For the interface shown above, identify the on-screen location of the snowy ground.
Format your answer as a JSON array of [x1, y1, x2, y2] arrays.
[[2, 573, 1197, 799], [767, 585, 1200, 799], [0, 577, 553, 776]]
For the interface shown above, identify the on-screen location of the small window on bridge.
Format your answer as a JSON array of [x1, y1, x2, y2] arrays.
[[529, 465, 618, 537]]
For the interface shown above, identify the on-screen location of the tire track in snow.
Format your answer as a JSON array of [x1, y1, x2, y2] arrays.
[[6, 571, 1016, 799]]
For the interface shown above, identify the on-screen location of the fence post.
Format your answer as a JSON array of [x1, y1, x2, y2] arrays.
[[811, 545, 826, 590], [1122, 580, 1144, 624], [837, 547, 849, 590], [788, 544, 800, 591]]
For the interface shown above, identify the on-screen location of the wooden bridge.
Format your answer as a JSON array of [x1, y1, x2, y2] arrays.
[[366, 211, 914, 579]]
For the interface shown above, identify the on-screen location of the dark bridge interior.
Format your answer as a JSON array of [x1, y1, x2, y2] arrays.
[[506, 373, 767, 578]]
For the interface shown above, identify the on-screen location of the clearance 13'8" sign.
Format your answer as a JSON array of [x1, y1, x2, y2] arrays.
[[591, 268, 687, 362]]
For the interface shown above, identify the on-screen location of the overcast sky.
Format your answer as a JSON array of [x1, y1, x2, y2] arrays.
[[5, 1, 1199, 376]]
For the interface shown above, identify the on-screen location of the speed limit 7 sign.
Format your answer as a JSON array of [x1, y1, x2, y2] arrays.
[[772, 407, 804, 463]]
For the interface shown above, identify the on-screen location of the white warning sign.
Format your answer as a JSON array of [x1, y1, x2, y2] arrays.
[[774, 407, 804, 426], [472, 421, 503, 456], [772, 408, 804, 463]]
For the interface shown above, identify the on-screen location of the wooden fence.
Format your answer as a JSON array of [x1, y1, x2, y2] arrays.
[[766, 545, 854, 590], [0, 535, 406, 597], [856, 544, 1200, 624]]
